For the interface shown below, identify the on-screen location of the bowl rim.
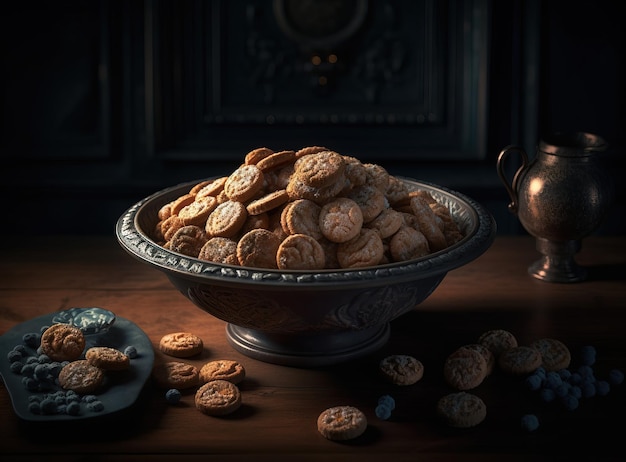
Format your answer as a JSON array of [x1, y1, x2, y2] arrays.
[[116, 177, 496, 288]]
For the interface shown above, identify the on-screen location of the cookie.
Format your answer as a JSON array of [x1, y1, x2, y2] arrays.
[[530, 338, 571, 372], [295, 145, 328, 158], [498, 346, 543, 376], [388, 225, 430, 262], [365, 208, 404, 239], [280, 198, 323, 240], [199, 359, 246, 384], [319, 197, 363, 243], [317, 405, 367, 441], [85, 346, 131, 371], [40, 323, 86, 362], [294, 150, 345, 188], [437, 392, 487, 428], [246, 189, 289, 216], [205, 200, 248, 238], [276, 233, 326, 270], [256, 149, 296, 173], [336, 228, 384, 268], [379, 354, 424, 386], [459, 344, 495, 376], [169, 193, 195, 216], [152, 361, 200, 389], [159, 332, 204, 358], [244, 147, 274, 165], [178, 196, 218, 226], [58, 360, 105, 394], [478, 329, 518, 357], [195, 176, 228, 200], [224, 164, 265, 203], [169, 225, 208, 257], [198, 237, 239, 265], [409, 196, 448, 252], [194, 379, 242, 416], [236, 229, 281, 269], [347, 184, 386, 223], [443, 346, 488, 390]]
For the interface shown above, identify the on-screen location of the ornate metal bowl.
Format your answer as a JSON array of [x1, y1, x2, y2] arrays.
[[116, 178, 496, 367]]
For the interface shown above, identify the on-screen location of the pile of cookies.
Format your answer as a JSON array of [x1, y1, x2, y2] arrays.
[[153, 146, 464, 270], [151, 331, 246, 416]]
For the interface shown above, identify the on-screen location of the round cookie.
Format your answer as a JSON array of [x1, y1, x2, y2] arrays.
[[498, 346, 543, 376], [178, 196, 218, 226], [276, 233, 326, 270], [437, 392, 487, 428], [459, 344, 495, 376], [319, 197, 363, 243], [223, 164, 264, 203], [159, 332, 204, 358], [236, 229, 281, 269], [198, 237, 239, 265], [294, 150, 345, 188], [336, 228, 384, 268], [85, 346, 131, 371], [530, 338, 571, 372], [379, 354, 424, 386], [388, 225, 430, 262], [478, 329, 518, 357], [246, 189, 289, 216], [40, 323, 86, 362], [443, 346, 488, 390], [169, 225, 208, 257], [281, 198, 323, 240], [195, 379, 242, 416], [205, 200, 247, 238], [199, 359, 246, 384], [317, 405, 367, 441], [152, 361, 200, 389], [58, 360, 105, 394]]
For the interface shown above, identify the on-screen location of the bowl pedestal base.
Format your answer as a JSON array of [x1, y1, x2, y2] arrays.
[[226, 323, 390, 367]]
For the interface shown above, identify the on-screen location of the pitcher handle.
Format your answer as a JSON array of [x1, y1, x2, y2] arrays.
[[496, 145, 529, 214]]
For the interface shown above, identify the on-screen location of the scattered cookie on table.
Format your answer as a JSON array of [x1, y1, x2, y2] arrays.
[[530, 338, 571, 371], [199, 359, 246, 385], [498, 346, 543, 376], [159, 332, 204, 358], [152, 361, 200, 389], [194, 379, 242, 416], [477, 329, 518, 357], [317, 405, 368, 441], [436, 392, 487, 428], [443, 347, 488, 390], [379, 354, 424, 386]]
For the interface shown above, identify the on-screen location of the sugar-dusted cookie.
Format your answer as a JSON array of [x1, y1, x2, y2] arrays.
[[388, 225, 430, 262], [159, 332, 204, 358], [40, 323, 86, 362], [459, 344, 495, 376], [224, 164, 265, 203], [336, 228, 384, 268], [169, 225, 208, 258], [317, 405, 367, 441], [347, 184, 386, 223], [319, 197, 363, 243], [246, 189, 289, 216], [410, 196, 448, 252], [443, 346, 488, 390], [152, 361, 200, 389], [198, 237, 239, 265], [58, 360, 105, 394], [178, 196, 218, 226], [85, 346, 131, 371], [244, 146, 274, 165], [530, 338, 571, 372], [379, 354, 424, 386], [205, 200, 247, 238], [498, 346, 543, 376], [281, 198, 323, 240], [437, 392, 487, 428], [256, 149, 296, 173], [194, 379, 242, 416], [294, 150, 345, 189], [199, 359, 246, 384]]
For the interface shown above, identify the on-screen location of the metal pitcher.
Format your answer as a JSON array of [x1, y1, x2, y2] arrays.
[[497, 132, 612, 282]]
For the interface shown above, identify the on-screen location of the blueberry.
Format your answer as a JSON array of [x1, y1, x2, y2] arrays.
[[66, 401, 81, 416], [377, 394, 395, 410], [375, 404, 392, 420], [579, 346, 596, 366], [608, 369, 624, 385], [581, 382, 596, 398], [596, 380, 610, 396], [22, 332, 40, 348], [165, 388, 182, 404], [561, 395, 579, 411], [540, 388, 556, 403], [525, 374, 543, 391], [520, 414, 539, 432], [123, 345, 138, 359]]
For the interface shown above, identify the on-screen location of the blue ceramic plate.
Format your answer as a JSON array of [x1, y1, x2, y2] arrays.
[[0, 310, 154, 421]]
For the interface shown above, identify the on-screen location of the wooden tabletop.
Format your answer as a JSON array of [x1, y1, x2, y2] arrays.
[[1, 235, 625, 461]]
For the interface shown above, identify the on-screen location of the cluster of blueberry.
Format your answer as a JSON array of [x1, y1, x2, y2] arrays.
[[374, 394, 396, 420], [27, 390, 104, 416], [520, 346, 624, 432]]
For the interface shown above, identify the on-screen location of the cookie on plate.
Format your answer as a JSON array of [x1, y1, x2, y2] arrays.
[[58, 360, 105, 394], [40, 323, 86, 362], [379, 354, 424, 386], [195, 379, 242, 416], [317, 405, 367, 441], [159, 332, 204, 358], [85, 346, 130, 371], [437, 392, 487, 428]]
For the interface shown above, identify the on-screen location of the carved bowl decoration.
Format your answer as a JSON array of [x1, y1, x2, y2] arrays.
[[116, 177, 495, 367]]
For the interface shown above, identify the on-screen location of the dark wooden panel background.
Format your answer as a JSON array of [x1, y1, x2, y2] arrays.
[[1, 0, 624, 235]]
